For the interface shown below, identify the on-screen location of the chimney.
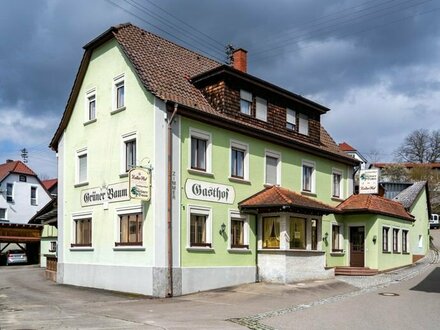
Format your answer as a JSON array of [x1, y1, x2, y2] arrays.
[[232, 48, 248, 73], [6, 159, 14, 163]]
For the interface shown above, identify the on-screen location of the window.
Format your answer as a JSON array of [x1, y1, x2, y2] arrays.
[[30, 186, 37, 206], [298, 113, 309, 135], [230, 213, 249, 249], [231, 147, 244, 178], [311, 219, 318, 250], [332, 224, 343, 252], [49, 241, 57, 253], [72, 218, 92, 247], [6, 183, 13, 202], [265, 151, 280, 185], [393, 228, 399, 253], [302, 161, 315, 192], [289, 217, 306, 249], [418, 235, 423, 248], [383, 227, 390, 252], [76, 150, 88, 184], [255, 97, 267, 121], [189, 129, 211, 173], [263, 217, 280, 248], [332, 170, 342, 198], [240, 90, 252, 115], [286, 108, 296, 130], [188, 206, 211, 248], [117, 212, 143, 246], [125, 139, 136, 172], [88, 94, 96, 120], [402, 230, 409, 253], [116, 81, 125, 109], [0, 208, 6, 220], [19, 175, 26, 182]]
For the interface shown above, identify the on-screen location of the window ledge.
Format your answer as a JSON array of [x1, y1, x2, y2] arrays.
[[83, 118, 97, 126], [393, 251, 401, 254], [70, 247, 94, 251], [186, 247, 215, 252], [74, 182, 89, 188], [382, 251, 391, 254], [187, 169, 214, 178], [113, 246, 146, 251], [301, 191, 317, 197], [119, 173, 129, 178], [229, 177, 251, 185], [402, 252, 410, 255], [111, 106, 126, 115], [331, 197, 344, 202], [330, 252, 345, 256], [228, 248, 251, 254]]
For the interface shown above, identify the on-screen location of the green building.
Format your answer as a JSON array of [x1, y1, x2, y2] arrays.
[[50, 24, 429, 297]]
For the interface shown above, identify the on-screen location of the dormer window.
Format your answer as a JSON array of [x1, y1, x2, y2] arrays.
[[240, 90, 252, 115], [286, 108, 296, 130], [255, 97, 267, 122], [298, 113, 309, 135]]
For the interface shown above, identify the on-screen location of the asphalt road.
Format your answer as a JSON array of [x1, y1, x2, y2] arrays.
[[0, 230, 439, 329]]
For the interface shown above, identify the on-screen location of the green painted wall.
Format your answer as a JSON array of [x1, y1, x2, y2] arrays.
[[179, 118, 351, 267], [62, 39, 156, 267], [409, 189, 430, 256], [40, 225, 58, 267]]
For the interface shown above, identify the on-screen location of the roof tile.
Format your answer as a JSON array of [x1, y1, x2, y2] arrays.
[[0, 160, 36, 182]]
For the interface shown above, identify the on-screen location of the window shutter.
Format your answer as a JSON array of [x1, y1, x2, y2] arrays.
[[266, 156, 278, 184], [286, 108, 296, 124], [79, 154, 87, 182], [255, 97, 267, 121], [298, 113, 309, 135], [240, 90, 252, 102]]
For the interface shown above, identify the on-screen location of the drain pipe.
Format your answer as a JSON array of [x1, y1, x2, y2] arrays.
[[167, 103, 178, 297]]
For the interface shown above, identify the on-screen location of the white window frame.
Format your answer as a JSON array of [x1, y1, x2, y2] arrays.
[[264, 150, 281, 185], [0, 208, 7, 220], [228, 210, 249, 250], [114, 205, 144, 248], [187, 205, 212, 249], [402, 229, 409, 253], [85, 88, 97, 123], [302, 160, 316, 193], [286, 108, 296, 130], [229, 140, 249, 181], [382, 226, 391, 252], [71, 211, 93, 249], [113, 73, 125, 110], [298, 113, 309, 135], [392, 227, 400, 253], [6, 183, 14, 202], [240, 89, 252, 115], [255, 97, 267, 122], [331, 223, 344, 252], [76, 148, 88, 185], [120, 132, 137, 175], [30, 186, 38, 206], [189, 128, 212, 174], [418, 234, 423, 248], [331, 168, 343, 199]]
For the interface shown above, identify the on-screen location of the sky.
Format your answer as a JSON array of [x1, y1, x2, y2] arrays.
[[1, 0, 440, 178]]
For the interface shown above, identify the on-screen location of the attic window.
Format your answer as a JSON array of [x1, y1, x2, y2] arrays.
[[298, 113, 309, 135], [240, 90, 252, 115], [286, 108, 296, 130], [19, 175, 27, 182]]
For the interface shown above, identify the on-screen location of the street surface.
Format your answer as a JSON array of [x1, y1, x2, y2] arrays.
[[0, 230, 439, 329]]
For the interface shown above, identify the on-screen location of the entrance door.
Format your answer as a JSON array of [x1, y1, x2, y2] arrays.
[[350, 226, 365, 267]]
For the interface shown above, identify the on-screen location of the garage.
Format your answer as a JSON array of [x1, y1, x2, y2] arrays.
[[0, 223, 42, 265]]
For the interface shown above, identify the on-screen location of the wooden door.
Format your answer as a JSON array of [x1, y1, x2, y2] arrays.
[[350, 226, 365, 267]]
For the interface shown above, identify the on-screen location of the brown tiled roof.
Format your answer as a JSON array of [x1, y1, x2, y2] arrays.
[[0, 160, 37, 182], [50, 23, 358, 165], [370, 162, 440, 169], [336, 194, 414, 221], [339, 142, 356, 152], [42, 179, 57, 191], [239, 186, 336, 214]]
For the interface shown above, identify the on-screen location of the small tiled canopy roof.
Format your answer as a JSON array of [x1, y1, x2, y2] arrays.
[[0, 160, 36, 182], [339, 142, 356, 152], [336, 194, 414, 221], [42, 178, 58, 191], [239, 186, 336, 215]]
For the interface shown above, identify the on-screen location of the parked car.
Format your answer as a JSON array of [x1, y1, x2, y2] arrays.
[[4, 250, 28, 266], [430, 214, 439, 229]]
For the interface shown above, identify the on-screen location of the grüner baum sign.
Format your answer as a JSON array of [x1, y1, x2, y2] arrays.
[[185, 179, 235, 204], [81, 182, 129, 207], [129, 167, 151, 202]]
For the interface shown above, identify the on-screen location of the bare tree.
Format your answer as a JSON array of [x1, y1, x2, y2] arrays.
[[395, 129, 440, 163]]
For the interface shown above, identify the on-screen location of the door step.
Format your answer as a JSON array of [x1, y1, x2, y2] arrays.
[[335, 266, 378, 276]]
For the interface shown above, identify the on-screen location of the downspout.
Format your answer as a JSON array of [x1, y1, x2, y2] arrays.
[[167, 103, 178, 297]]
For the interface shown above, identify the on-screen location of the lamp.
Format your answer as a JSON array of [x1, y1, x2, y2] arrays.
[[219, 223, 226, 235], [323, 232, 329, 242], [372, 235, 377, 244]]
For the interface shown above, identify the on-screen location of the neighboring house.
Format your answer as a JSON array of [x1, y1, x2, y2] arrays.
[[0, 160, 51, 224], [42, 179, 58, 197], [339, 142, 368, 170], [50, 23, 366, 297], [370, 162, 440, 182]]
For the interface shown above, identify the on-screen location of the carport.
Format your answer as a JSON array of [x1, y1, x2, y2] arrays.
[[0, 223, 42, 264]]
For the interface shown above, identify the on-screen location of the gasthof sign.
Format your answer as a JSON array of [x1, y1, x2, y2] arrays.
[[359, 169, 379, 194], [129, 167, 151, 201]]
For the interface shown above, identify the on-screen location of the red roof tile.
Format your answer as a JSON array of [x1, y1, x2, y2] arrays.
[[42, 179, 57, 191], [336, 194, 414, 221], [0, 160, 37, 182], [339, 142, 356, 152], [239, 186, 336, 214]]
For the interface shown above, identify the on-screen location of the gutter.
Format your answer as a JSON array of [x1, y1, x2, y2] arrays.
[[166, 103, 178, 297]]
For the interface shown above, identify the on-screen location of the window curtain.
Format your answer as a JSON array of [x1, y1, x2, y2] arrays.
[[263, 217, 280, 248]]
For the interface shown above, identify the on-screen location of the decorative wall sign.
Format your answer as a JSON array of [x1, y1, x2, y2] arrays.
[[129, 167, 151, 202], [81, 182, 129, 207], [359, 169, 379, 194], [185, 179, 235, 204]]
